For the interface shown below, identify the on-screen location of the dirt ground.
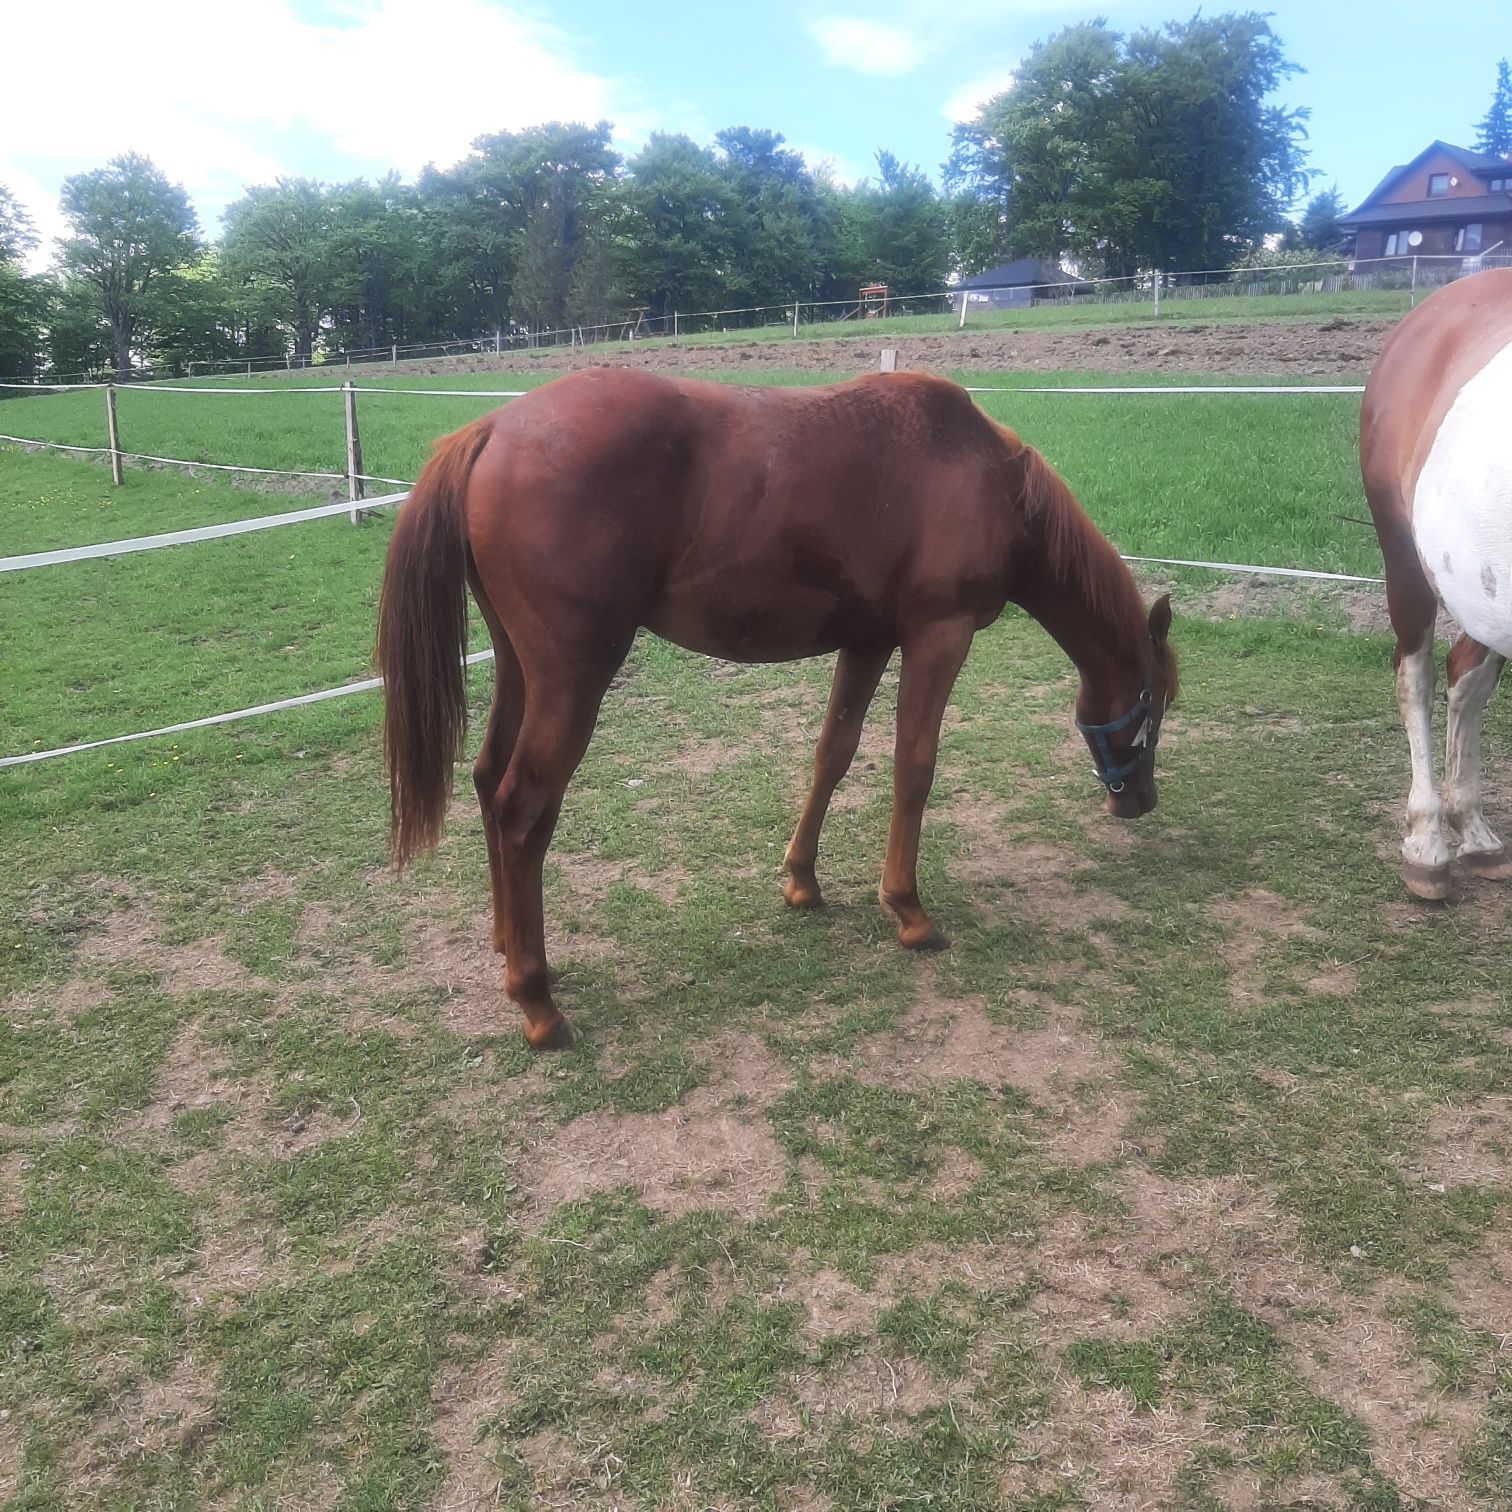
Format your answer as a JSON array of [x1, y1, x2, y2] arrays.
[[383, 316, 1389, 382]]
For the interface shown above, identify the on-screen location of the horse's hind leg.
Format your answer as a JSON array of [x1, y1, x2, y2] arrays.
[[880, 618, 974, 950], [488, 656, 624, 1049], [1373, 496, 1452, 899], [1445, 634, 1510, 879], [784, 646, 890, 909], [474, 633, 525, 954]]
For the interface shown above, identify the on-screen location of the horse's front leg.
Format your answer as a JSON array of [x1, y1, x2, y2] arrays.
[[880, 619, 975, 950], [1445, 633, 1510, 879], [783, 646, 890, 909], [1396, 628, 1453, 900]]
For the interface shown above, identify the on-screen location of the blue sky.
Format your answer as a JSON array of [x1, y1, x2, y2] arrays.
[[5, 0, 1508, 270]]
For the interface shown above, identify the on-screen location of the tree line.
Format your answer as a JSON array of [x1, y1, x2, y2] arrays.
[[2, 16, 1505, 382]]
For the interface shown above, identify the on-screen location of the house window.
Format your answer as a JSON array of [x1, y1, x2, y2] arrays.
[[1427, 173, 1450, 197], [1456, 223, 1484, 253], [1493, 177, 1508, 192], [1385, 230, 1415, 256]]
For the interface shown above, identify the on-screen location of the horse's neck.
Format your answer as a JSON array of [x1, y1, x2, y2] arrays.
[[1010, 511, 1147, 696]]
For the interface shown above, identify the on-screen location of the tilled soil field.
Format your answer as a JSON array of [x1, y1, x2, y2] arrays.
[[387, 315, 1391, 382]]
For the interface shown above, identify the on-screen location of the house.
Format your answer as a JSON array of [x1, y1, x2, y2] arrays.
[[1338, 141, 1512, 262], [955, 257, 1091, 310]]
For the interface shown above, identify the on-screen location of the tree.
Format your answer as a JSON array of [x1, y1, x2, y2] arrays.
[[949, 14, 1312, 277], [0, 184, 39, 265], [222, 179, 346, 360], [57, 153, 199, 378], [1297, 185, 1345, 251], [623, 134, 739, 318], [1474, 59, 1512, 157], [713, 127, 826, 302]]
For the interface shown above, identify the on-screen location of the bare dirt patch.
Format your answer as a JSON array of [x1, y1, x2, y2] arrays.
[[367, 316, 1389, 382], [78, 905, 258, 995], [431, 1339, 517, 1512], [1209, 887, 1321, 1007], [522, 1032, 791, 1222], [824, 980, 1129, 1166], [947, 796, 1135, 934], [1416, 1096, 1512, 1191], [1000, 1387, 1213, 1508]]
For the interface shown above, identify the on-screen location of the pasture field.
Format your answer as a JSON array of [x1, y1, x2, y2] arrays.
[[2, 367, 1373, 581], [2, 378, 1511, 1509], [653, 288, 1411, 348]]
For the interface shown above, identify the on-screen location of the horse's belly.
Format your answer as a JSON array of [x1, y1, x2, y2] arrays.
[[1414, 340, 1512, 656]]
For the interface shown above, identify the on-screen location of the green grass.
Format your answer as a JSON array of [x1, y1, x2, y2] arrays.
[[1, 396, 1509, 1507], [3, 365, 1377, 583]]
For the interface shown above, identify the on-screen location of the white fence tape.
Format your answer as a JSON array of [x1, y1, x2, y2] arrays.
[[1122, 554, 1383, 584], [0, 652, 496, 769], [0, 490, 408, 574]]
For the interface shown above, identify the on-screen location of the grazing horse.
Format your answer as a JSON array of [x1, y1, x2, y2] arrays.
[[1361, 268, 1512, 900], [378, 369, 1177, 1048]]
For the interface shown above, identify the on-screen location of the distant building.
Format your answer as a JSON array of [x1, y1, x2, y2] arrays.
[[1339, 141, 1512, 263], [955, 258, 1090, 310]]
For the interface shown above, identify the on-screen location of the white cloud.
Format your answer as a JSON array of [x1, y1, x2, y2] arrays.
[[793, 146, 873, 189], [0, 0, 623, 259], [807, 18, 922, 76], [942, 71, 1017, 124]]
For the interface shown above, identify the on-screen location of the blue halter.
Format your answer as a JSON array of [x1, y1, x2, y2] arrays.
[[1076, 687, 1156, 793]]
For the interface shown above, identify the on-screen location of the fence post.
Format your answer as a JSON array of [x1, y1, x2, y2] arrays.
[[104, 383, 123, 487], [1410, 255, 1419, 308], [343, 381, 365, 525], [673, 310, 679, 344], [285, 354, 291, 370], [391, 343, 397, 363], [246, 359, 253, 376], [1152, 269, 1161, 319], [187, 361, 194, 379], [792, 300, 800, 338], [958, 291, 968, 329], [879, 348, 897, 373], [495, 328, 501, 355]]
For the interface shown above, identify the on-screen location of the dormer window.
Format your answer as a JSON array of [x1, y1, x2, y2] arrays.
[[1427, 173, 1450, 197]]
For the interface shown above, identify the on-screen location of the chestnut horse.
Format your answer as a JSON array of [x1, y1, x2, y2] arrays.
[[378, 369, 1176, 1047], [1361, 268, 1512, 899]]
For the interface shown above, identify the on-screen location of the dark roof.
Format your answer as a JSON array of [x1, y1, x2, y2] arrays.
[[1346, 141, 1512, 218], [959, 257, 1070, 289], [1338, 193, 1512, 229]]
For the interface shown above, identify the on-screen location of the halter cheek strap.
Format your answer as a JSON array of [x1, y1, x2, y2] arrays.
[[1076, 688, 1155, 792]]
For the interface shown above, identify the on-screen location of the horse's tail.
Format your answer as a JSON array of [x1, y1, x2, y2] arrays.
[[377, 419, 492, 869]]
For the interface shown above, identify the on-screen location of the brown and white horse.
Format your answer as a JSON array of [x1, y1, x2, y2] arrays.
[[1361, 268, 1512, 899], [378, 369, 1176, 1047]]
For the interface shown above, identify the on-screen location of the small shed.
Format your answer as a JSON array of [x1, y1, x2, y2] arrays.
[[955, 258, 1087, 310]]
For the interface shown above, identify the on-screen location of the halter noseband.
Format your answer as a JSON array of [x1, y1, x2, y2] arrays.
[[1076, 688, 1156, 793]]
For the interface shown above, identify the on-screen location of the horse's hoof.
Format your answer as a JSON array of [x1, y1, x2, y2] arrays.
[[899, 923, 950, 952], [783, 877, 824, 909], [1402, 860, 1452, 901], [523, 1012, 578, 1051], [1460, 847, 1512, 881]]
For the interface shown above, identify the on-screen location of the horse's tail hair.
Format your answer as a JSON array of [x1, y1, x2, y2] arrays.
[[377, 418, 492, 869]]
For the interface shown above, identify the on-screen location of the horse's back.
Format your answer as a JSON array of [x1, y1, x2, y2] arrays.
[[1362, 270, 1512, 653]]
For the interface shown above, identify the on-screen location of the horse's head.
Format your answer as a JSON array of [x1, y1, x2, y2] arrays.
[[1075, 594, 1177, 820]]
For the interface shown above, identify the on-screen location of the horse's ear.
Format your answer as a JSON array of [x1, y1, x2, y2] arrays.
[[1148, 593, 1172, 644]]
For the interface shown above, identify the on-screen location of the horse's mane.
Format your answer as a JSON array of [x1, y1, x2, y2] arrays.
[[1015, 444, 1137, 623], [1014, 441, 1179, 701]]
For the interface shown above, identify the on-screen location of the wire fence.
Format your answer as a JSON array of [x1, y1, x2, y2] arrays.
[[1, 375, 1382, 769], [3, 251, 1507, 390]]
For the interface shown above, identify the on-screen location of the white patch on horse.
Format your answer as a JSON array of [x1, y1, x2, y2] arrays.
[[1414, 340, 1512, 656]]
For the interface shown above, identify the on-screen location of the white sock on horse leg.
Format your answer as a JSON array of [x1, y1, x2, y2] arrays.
[[1397, 639, 1451, 872]]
